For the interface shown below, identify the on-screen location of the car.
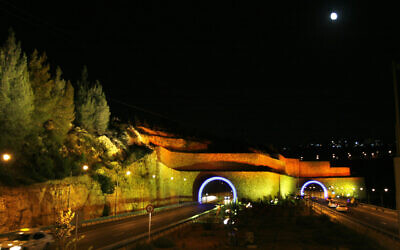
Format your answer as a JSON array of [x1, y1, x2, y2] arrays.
[[0, 228, 54, 250], [328, 201, 337, 208], [335, 204, 349, 212]]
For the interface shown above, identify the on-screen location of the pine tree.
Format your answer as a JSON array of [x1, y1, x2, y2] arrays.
[[0, 31, 34, 150], [28, 51, 75, 143], [28, 50, 53, 131], [51, 68, 75, 141], [75, 67, 110, 134]]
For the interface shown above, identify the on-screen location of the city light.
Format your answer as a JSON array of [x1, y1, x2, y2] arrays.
[[360, 187, 363, 191]]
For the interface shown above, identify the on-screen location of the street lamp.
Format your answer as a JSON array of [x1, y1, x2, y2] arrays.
[[67, 165, 89, 209], [115, 170, 132, 216], [1, 153, 11, 162]]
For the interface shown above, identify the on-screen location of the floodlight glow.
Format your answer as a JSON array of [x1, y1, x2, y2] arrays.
[[330, 12, 338, 20], [300, 180, 328, 199], [198, 176, 237, 204], [2, 153, 11, 161]]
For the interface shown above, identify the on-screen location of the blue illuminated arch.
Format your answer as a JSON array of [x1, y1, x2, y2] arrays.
[[198, 176, 237, 204], [300, 180, 328, 199]]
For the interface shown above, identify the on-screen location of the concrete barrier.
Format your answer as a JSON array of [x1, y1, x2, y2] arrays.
[[358, 203, 398, 217]]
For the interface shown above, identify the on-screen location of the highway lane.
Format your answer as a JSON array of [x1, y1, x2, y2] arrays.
[[314, 199, 398, 234], [349, 206, 397, 233], [76, 203, 214, 249]]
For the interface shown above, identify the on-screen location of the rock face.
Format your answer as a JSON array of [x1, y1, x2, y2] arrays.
[[0, 151, 196, 233], [128, 126, 210, 152], [0, 176, 105, 233]]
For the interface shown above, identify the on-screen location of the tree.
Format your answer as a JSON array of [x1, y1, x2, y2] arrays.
[[0, 31, 34, 150], [28, 50, 53, 131], [51, 68, 75, 141], [75, 67, 110, 134], [28, 51, 75, 143]]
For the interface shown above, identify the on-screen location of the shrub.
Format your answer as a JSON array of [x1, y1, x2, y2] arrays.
[[131, 243, 154, 250], [124, 145, 152, 166], [152, 237, 175, 248], [102, 204, 111, 217], [0, 167, 17, 186], [202, 222, 213, 230], [92, 173, 115, 194]]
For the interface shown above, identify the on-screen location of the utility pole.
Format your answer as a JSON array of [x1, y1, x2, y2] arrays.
[[68, 170, 72, 209], [114, 178, 119, 216], [391, 60, 400, 237]]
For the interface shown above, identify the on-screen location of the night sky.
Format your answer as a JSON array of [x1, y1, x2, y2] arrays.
[[1, 1, 399, 146]]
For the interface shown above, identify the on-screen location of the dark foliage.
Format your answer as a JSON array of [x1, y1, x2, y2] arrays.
[[152, 237, 175, 248], [92, 173, 115, 194]]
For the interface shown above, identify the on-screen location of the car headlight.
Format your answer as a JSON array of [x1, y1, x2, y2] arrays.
[[10, 246, 22, 250]]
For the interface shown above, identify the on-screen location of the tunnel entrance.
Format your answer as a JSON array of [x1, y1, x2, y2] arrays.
[[197, 176, 237, 204], [300, 180, 328, 199]]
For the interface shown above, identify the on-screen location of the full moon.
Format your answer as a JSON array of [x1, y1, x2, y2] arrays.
[[330, 12, 338, 21]]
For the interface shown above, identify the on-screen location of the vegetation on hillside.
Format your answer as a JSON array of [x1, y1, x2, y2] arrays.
[[0, 31, 278, 188], [0, 31, 152, 189]]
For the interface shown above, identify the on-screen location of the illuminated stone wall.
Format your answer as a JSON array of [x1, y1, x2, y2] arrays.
[[157, 147, 350, 177], [189, 171, 297, 202], [300, 177, 366, 199]]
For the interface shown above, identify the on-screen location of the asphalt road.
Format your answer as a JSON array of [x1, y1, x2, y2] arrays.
[[76, 203, 214, 250], [315, 199, 398, 234]]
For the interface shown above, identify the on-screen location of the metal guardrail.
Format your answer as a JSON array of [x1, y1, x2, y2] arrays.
[[97, 206, 218, 250], [81, 201, 197, 227], [311, 201, 400, 249]]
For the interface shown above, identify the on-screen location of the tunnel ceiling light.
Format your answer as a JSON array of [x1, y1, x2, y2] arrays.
[[198, 176, 237, 204]]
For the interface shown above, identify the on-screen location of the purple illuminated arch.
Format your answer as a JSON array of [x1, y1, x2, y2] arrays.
[[300, 180, 328, 199], [198, 176, 237, 204]]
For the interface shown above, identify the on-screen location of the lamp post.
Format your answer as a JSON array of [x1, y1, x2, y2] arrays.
[[67, 165, 89, 209], [114, 170, 131, 216], [67, 170, 72, 209], [392, 60, 400, 237]]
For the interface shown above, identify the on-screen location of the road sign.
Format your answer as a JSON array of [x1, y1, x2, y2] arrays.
[[146, 204, 154, 213], [146, 204, 154, 243]]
